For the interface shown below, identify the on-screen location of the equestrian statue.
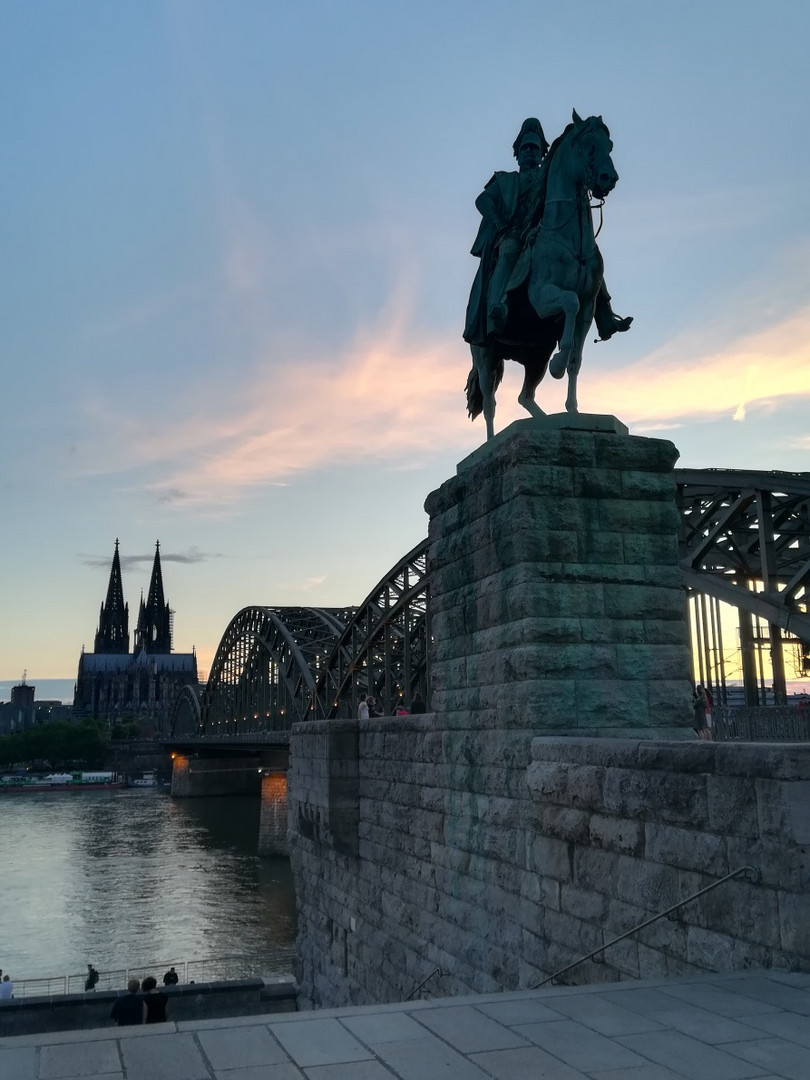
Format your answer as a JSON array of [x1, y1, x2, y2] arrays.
[[464, 112, 632, 440]]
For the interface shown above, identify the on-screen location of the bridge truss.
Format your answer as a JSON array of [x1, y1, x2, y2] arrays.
[[170, 468, 810, 734], [676, 468, 810, 704]]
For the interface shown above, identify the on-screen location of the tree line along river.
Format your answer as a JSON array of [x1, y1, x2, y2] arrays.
[[0, 789, 297, 984]]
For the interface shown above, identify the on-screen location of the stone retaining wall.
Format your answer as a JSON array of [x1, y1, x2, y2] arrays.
[[289, 720, 810, 1008]]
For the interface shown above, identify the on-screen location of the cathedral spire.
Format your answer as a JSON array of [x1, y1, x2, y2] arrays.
[[94, 539, 130, 654], [134, 541, 172, 654]]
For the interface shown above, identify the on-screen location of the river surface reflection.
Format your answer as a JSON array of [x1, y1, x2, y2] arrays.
[[0, 790, 296, 980]]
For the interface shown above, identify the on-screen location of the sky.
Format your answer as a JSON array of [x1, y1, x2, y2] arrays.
[[2, 1, 810, 701]]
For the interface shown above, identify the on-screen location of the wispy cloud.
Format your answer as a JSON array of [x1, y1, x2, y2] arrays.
[[583, 304, 810, 431], [77, 294, 810, 509], [81, 546, 222, 570]]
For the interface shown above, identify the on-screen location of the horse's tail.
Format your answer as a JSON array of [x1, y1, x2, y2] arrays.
[[466, 350, 504, 420]]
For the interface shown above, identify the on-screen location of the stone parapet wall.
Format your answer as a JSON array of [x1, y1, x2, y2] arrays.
[[289, 718, 810, 1008], [526, 738, 809, 983], [0, 977, 297, 1036]]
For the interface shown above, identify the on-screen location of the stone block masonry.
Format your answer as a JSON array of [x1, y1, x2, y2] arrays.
[[290, 721, 810, 1008], [424, 420, 693, 736]]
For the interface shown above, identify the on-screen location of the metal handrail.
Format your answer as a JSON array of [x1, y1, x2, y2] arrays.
[[403, 966, 447, 1002], [533, 865, 759, 989]]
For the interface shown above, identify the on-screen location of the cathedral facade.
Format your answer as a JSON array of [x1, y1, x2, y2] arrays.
[[73, 540, 198, 729]]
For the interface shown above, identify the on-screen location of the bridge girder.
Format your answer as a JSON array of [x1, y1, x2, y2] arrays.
[[676, 469, 810, 644]]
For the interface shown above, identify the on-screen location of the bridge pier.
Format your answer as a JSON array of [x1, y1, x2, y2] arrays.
[[258, 771, 289, 856], [170, 754, 262, 797]]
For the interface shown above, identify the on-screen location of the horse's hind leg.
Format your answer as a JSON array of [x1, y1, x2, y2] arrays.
[[471, 345, 500, 440]]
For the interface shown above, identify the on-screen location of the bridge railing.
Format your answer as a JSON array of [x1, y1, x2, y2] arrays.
[[9, 948, 297, 999], [712, 705, 810, 742]]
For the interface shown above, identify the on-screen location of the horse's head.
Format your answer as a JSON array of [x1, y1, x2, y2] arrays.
[[570, 110, 617, 200]]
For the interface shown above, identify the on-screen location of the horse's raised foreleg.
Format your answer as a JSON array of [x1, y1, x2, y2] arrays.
[[528, 285, 580, 380]]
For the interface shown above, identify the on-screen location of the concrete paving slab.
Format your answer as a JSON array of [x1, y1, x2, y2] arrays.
[[743, 1010, 810, 1048], [654, 983, 783, 1019], [711, 977, 810, 1015], [617, 1030, 767, 1080], [474, 997, 567, 1026], [721, 1036, 810, 1080], [270, 1017, 373, 1068], [371, 1035, 491, 1080], [762, 972, 810, 989], [339, 1010, 431, 1046], [39, 1040, 121, 1079], [651, 1005, 763, 1045], [597, 987, 698, 1016], [196, 1025, 290, 1069], [543, 992, 667, 1036], [588, 1067, 700, 1080], [515, 1018, 651, 1072], [119, 1032, 210, 1080], [215, 1066, 304, 1080], [409, 1004, 529, 1053], [0, 1046, 37, 1080], [178, 1014, 276, 1031], [303, 1061, 399, 1079], [469, 1044, 590, 1079]]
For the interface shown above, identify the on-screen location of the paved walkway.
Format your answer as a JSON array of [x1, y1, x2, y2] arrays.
[[2, 970, 809, 1080]]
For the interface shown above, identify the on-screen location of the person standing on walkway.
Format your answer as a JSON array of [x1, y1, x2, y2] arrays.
[[0, 974, 13, 999], [141, 975, 169, 1023], [110, 979, 142, 1025], [692, 685, 711, 740], [358, 694, 369, 720], [162, 966, 179, 986], [85, 963, 100, 991]]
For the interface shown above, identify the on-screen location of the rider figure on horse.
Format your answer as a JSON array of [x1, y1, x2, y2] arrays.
[[463, 117, 632, 349]]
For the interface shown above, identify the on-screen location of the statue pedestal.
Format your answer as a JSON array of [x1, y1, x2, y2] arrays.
[[424, 419, 693, 736]]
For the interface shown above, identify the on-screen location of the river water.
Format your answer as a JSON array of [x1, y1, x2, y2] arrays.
[[0, 789, 297, 983]]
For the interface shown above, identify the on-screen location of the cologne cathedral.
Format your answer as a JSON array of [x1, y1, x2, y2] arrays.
[[73, 540, 198, 727]]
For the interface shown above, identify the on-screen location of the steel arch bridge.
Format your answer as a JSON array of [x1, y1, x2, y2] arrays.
[[170, 468, 810, 735], [171, 541, 430, 736]]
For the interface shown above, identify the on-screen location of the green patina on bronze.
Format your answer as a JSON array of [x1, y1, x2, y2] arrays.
[[464, 111, 633, 440]]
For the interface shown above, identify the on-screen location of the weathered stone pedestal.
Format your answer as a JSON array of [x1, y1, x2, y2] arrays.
[[424, 418, 693, 735]]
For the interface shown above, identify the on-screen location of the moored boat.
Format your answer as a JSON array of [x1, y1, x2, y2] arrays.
[[0, 770, 124, 793]]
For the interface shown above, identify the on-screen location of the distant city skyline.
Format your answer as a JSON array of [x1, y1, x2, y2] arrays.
[[2, 2, 809, 686]]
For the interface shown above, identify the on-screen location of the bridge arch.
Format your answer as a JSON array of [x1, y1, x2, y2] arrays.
[[170, 683, 202, 736], [311, 539, 430, 719], [200, 606, 353, 734]]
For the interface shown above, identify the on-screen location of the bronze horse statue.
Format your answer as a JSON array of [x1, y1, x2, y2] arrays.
[[466, 112, 627, 440]]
